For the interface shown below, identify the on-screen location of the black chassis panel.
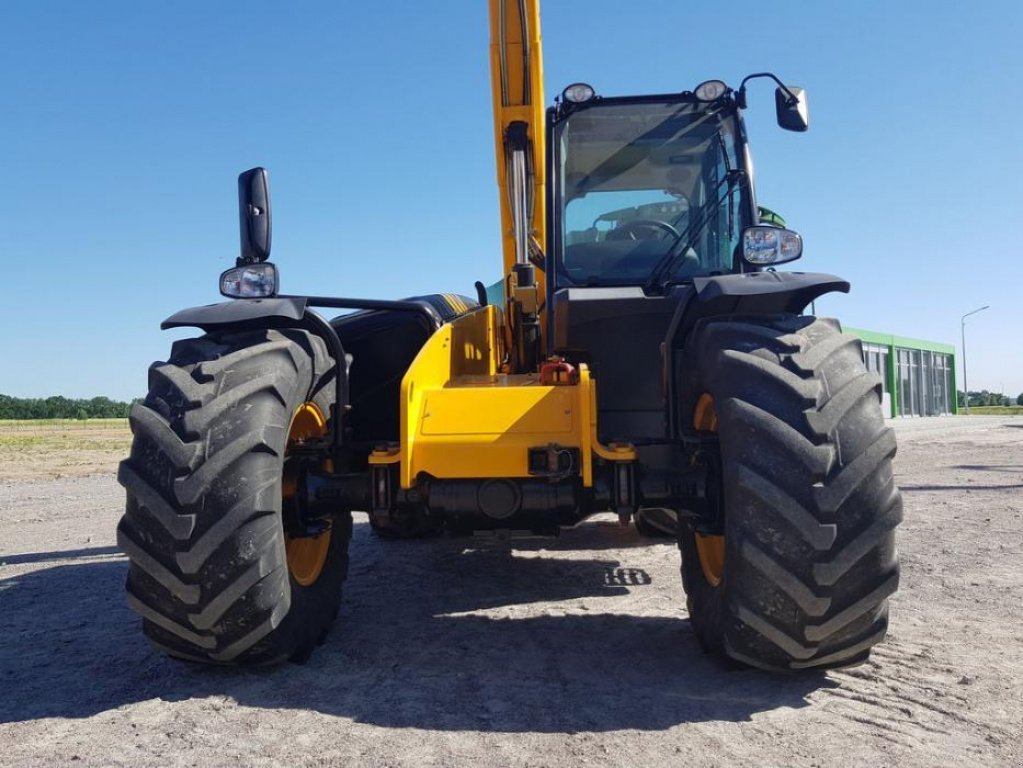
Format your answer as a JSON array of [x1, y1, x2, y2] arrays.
[[549, 271, 848, 445]]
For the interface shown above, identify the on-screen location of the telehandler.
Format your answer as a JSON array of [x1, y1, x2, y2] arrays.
[[118, 0, 901, 670]]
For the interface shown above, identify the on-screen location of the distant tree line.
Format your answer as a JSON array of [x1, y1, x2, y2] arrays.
[[957, 390, 1023, 407], [0, 394, 138, 420]]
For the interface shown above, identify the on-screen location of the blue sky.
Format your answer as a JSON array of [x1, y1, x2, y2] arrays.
[[2, 1, 1021, 400]]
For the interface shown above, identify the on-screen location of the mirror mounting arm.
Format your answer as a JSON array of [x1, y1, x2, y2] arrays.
[[736, 72, 800, 109]]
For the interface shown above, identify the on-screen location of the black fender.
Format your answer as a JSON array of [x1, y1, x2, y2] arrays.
[[161, 297, 351, 447], [158, 292, 477, 448], [687, 271, 849, 324], [161, 297, 308, 331], [666, 271, 849, 347], [665, 271, 850, 438]]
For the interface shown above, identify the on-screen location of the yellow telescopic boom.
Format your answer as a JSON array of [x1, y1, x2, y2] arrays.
[[489, 0, 546, 360]]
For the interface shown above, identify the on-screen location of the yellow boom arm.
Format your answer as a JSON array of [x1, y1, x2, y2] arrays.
[[489, 0, 546, 354]]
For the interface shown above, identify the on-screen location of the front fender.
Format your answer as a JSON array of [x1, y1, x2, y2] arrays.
[[691, 271, 850, 317], [161, 296, 350, 446], [667, 271, 850, 350], [664, 271, 851, 439], [161, 297, 308, 331]]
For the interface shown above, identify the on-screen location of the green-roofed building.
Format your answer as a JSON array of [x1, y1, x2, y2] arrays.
[[846, 328, 957, 417]]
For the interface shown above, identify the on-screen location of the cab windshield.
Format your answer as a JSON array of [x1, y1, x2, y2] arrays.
[[554, 99, 748, 287]]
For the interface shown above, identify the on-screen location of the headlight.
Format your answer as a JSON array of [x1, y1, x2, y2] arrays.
[[694, 79, 728, 101], [562, 83, 596, 103], [220, 262, 278, 298], [742, 226, 803, 266]]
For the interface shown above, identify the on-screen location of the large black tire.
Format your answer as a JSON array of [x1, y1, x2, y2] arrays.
[[117, 327, 351, 664], [678, 315, 901, 671]]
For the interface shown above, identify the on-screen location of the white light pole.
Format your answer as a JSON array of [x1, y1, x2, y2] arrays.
[[961, 305, 990, 414]]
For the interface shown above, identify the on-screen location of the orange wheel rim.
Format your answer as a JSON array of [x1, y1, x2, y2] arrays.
[[284, 402, 332, 587], [694, 393, 719, 432], [694, 394, 725, 586], [695, 534, 725, 587]]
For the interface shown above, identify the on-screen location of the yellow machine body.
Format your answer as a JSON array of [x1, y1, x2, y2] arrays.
[[369, 1, 635, 491], [372, 304, 635, 489]]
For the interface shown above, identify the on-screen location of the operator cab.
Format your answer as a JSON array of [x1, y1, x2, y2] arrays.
[[546, 82, 794, 441], [552, 92, 751, 292]]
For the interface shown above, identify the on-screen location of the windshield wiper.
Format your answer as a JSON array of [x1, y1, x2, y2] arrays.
[[642, 169, 747, 294]]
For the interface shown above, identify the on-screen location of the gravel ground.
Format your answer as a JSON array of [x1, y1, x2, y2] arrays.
[[1, 416, 1021, 767]]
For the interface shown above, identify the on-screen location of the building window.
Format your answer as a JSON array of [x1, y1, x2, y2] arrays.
[[897, 349, 912, 416], [854, 331, 954, 417], [860, 342, 893, 416], [861, 343, 889, 393], [932, 352, 952, 415], [893, 348, 954, 416]]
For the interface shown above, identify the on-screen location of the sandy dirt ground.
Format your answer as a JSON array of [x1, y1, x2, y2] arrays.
[[0, 421, 131, 482], [1, 416, 1021, 767]]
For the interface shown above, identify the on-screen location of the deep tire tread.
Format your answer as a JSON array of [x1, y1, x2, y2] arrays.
[[116, 524, 201, 604], [735, 465, 837, 550], [679, 315, 901, 671], [118, 327, 350, 665], [117, 463, 196, 540], [174, 481, 277, 574]]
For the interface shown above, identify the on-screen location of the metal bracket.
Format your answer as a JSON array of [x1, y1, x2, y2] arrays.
[[612, 461, 637, 525], [370, 464, 394, 525], [527, 444, 579, 481]]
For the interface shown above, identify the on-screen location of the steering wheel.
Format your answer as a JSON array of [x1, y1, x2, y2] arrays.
[[606, 219, 681, 241]]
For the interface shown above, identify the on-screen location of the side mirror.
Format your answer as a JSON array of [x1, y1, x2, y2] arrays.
[[742, 225, 803, 266], [775, 86, 809, 132], [238, 167, 272, 264]]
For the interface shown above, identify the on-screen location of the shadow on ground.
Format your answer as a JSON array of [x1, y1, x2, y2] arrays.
[[0, 521, 830, 731], [952, 464, 1023, 473], [901, 483, 1023, 492], [1, 546, 121, 566]]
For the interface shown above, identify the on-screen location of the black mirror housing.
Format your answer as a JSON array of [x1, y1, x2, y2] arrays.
[[775, 86, 809, 132], [238, 167, 272, 264]]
